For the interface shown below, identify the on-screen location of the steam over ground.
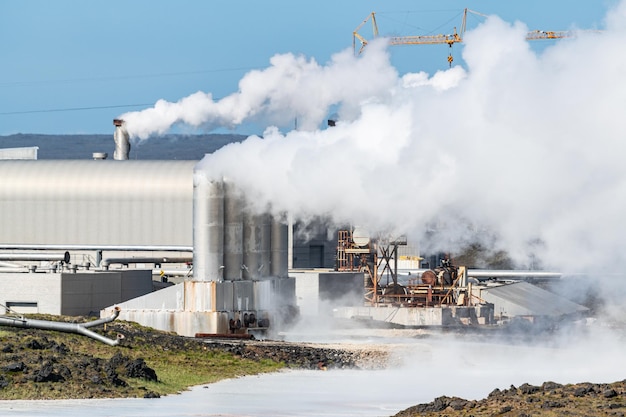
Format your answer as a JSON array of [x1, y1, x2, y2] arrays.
[[122, 2, 626, 315]]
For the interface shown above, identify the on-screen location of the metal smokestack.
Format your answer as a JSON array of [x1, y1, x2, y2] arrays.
[[113, 119, 130, 160], [192, 170, 225, 282]]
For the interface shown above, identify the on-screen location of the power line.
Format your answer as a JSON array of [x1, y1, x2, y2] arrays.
[[0, 67, 258, 87], [0, 104, 153, 116]]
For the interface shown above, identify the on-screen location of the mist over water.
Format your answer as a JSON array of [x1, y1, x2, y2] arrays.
[[121, 3, 626, 317], [4, 325, 625, 417]]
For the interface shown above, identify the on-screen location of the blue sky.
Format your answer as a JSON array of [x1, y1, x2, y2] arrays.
[[0, 0, 614, 135]]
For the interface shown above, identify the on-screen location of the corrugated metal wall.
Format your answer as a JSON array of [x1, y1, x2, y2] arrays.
[[0, 160, 195, 246]]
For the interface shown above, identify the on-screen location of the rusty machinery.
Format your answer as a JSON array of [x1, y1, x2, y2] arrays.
[[337, 229, 473, 308]]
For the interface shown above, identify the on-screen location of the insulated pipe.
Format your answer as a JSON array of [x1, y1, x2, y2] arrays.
[[0, 252, 70, 263], [192, 170, 224, 281], [82, 307, 121, 328], [151, 268, 193, 277], [467, 270, 562, 279], [0, 266, 62, 273], [0, 307, 121, 346], [0, 267, 28, 273], [408, 269, 562, 280], [0, 261, 21, 268], [100, 256, 192, 268], [0, 245, 193, 251], [223, 180, 244, 281]]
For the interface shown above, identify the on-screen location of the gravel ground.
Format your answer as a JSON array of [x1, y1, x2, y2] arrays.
[[201, 338, 391, 370]]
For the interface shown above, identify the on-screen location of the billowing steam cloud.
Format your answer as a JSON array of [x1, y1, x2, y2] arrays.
[[122, 2, 626, 286], [120, 40, 397, 138]]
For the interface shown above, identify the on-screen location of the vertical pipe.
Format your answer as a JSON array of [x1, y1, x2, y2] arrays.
[[113, 119, 131, 160], [193, 170, 224, 281], [270, 215, 289, 278], [223, 180, 243, 280]]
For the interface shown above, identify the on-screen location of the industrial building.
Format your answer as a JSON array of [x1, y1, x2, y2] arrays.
[[0, 122, 588, 338], [0, 123, 300, 337]]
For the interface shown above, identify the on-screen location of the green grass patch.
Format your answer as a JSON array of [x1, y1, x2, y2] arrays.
[[0, 318, 285, 399]]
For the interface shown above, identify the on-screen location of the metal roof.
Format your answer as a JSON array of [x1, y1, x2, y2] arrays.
[[0, 147, 38, 160], [0, 160, 196, 199], [0, 160, 197, 247], [479, 281, 588, 317]]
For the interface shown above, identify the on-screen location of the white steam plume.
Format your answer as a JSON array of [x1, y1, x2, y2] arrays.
[[125, 3, 626, 289], [120, 40, 397, 139]]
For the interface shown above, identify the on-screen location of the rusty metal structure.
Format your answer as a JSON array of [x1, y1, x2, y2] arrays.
[[337, 229, 476, 309], [334, 230, 590, 327]]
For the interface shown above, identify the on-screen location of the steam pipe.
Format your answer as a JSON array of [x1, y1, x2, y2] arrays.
[[81, 307, 121, 328], [0, 307, 122, 346], [101, 256, 192, 268], [466, 270, 562, 279], [0, 266, 64, 273], [0, 245, 193, 251], [0, 267, 28, 273], [407, 269, 562, 280], [0, 252, 70, 263], [151, 268, 193, 277], [0, 261, 22, 268]]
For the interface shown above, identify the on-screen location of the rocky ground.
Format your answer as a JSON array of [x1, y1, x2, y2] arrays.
[[394, 380, 626, 416], [2, 317, 626, 416], [0, 318, 390, 400], [202, 338, 390, 370]]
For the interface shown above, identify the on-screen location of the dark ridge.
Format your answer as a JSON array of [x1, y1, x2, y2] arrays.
[[0, 133, 247, 160]]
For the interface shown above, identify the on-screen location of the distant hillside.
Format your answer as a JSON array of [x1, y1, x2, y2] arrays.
[[0, 133, 248, 160]]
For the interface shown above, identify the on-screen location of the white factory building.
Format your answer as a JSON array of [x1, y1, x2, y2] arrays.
[[0, 127, 588, 336], [0, 129, 361, 337]]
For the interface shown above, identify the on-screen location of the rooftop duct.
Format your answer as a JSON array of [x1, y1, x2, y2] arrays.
[[113, 119, 130, 160]]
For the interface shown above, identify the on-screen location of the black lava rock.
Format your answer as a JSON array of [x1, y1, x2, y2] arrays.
[[125, 358, 158, 382]]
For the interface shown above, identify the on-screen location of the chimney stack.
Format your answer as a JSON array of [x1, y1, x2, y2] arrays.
[[113, 119, 130, 160]]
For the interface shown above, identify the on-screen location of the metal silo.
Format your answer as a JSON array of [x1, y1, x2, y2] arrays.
[[261, 213, 272, 278], [242, 211, 271, 280], [223, 179, 243, 281], [270, 215, 289, 278], [192, 171, 224, 282]]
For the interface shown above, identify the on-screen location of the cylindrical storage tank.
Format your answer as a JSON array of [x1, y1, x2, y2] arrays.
[[270, 215, 289, 277], [242, 211, 271, 280], [223, 180, 243, 281], [261, 213, 271, 278], [192, 170, 224, 281]]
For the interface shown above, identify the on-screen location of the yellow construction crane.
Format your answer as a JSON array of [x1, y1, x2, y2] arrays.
[[353, 9, 579, 66]]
